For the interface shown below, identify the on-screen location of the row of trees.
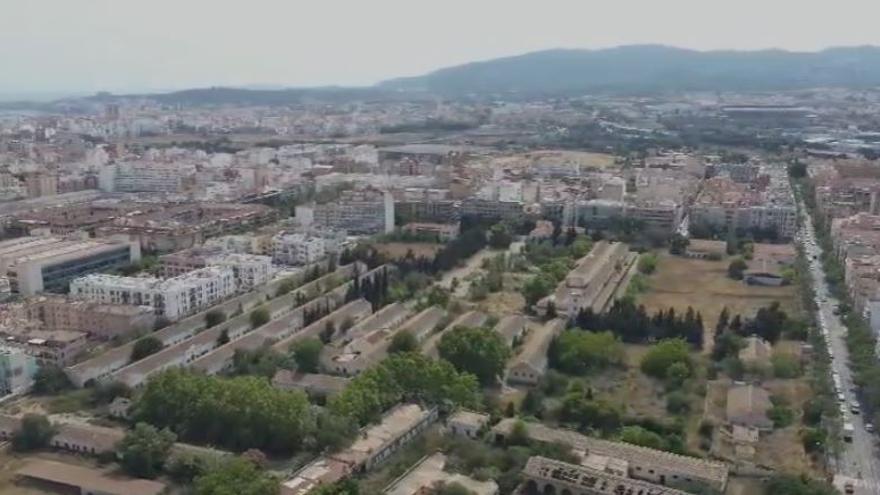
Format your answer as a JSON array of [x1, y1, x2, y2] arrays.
[[574, 300, 704, 348]]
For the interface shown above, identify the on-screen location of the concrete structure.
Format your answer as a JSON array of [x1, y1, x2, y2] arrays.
[[272, 231, 344, 266], [507, 319, 565, 386], [282, 404, 438, 495], [313, 188, 395, 235], [17, 459, 167, 495], [523, 456, 692, 495], [0, 235, 140, 295], [385, 453, 498, 495], [0, 346, 38, 394], [70, 266, 236, 321], [492, 419, 728, 493], [447, 410, 490, 440]]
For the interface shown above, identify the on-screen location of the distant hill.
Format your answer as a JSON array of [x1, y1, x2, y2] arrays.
[[379, 45, 880, 94]]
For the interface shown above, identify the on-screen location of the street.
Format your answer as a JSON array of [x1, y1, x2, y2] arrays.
[[799, 200, 880, 494]]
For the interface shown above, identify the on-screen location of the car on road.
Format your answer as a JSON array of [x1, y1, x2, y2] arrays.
[[851, 401, 861, 414], [866, 422, 874, 433]]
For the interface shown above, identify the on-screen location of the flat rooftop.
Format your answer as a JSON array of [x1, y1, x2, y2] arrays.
[[17, 459, 167, 495]]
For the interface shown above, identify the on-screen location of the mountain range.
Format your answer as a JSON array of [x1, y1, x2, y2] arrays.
[[13, 45, 880, 109], [379, 45, 880, 95]]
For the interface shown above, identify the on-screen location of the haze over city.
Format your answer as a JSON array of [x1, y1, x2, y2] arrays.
[[4, 0, 880, 96], [5, 2, 880, 495]]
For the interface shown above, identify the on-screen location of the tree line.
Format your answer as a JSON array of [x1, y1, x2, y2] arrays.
[[574, 300, 704, 349]]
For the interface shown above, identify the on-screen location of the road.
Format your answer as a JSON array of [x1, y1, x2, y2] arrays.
[[798, 199, 880, 494]]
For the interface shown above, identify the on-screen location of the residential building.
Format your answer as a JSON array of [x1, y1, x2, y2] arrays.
[[23, 296, 155, 341], [322, 303, 414, 376], [0, 328, 88, 366], [313, 189, 395, 235], [272, 231, 345, 265], [0, 235, 140, 295], [70, 266, 236, 321]]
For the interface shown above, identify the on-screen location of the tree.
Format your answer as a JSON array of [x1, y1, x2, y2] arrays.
[[727, 257, 748, 280], [637, 253, 658, 274], [135, 370, 313, 454], [665, 362, 691, 388], [521, 274, 554, 308], [640, 339, 692, 379], [668, 234, 689, 255], [488, 224, 512, 249], [438, 327, 511, 386], [12, 414, 55, 451], [389, 331, 418, 354], [250, 306, 271, 328], [292, 338, 323, 373], [166, 451, 210, 483], [194, 457, 280, 495], [275, 277, 298, 297], [205, 310, 227, 328], [551, 331, 623, 375], [31, 365, 71, 394], [620, 426, 666, 450], [131, 337, 163, 362], [118, 422, 177, 479], [217, 329, 230, 346], [329, 352, 480, 426]]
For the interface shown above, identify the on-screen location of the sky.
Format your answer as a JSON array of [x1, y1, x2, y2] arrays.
[[3, 0, 880, 97]]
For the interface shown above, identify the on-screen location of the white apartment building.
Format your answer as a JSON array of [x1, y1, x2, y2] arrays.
[[206, 253, 274, 289], [70, 266, 235, 321], [313, 189, 395, 235]]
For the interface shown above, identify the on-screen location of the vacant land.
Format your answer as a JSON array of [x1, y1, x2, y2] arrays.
[[372, 242, 443, 260], [638, 252, 800, 350]]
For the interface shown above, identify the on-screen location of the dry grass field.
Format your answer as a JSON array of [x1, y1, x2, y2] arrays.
[[371, 242, 443, 260], [638, 252, 801, 350]]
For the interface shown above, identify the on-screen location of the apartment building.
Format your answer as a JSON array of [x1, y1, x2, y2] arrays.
[[101, 162, 189, 193], [23, 296, 155, 341], [70, 266, 236, 321], [313, 189, 395, 235], [0, 327, 88, 367], [401, 222, 460, 241], [0, 235, 140, 295], [273, 233, 335, 265]]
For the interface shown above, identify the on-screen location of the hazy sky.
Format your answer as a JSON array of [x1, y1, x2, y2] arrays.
[[3, 0, 880, 95]]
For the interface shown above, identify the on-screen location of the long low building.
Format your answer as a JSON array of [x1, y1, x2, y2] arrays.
[[385, 453, 498, 495], [17, 459, 167, 495], [272, 299, 373, 352], [492, 419, 728, 493], [321, 303, 416, 376], [523, 456, 691, 495], [506, 319, 565, 386], [282, 404, 437, 495], [64, 260, 345, 387]]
